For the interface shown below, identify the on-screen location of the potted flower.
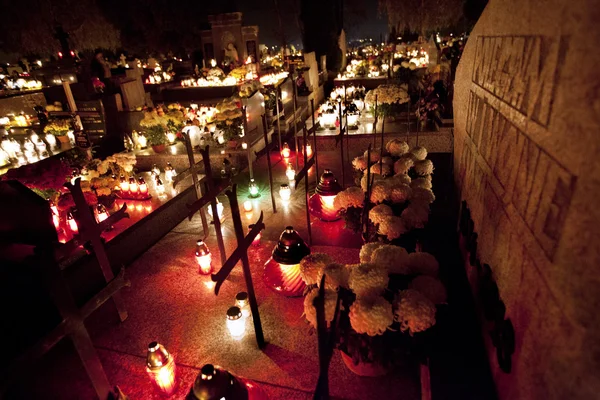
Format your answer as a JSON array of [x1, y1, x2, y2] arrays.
[[336, 139, 435, 250], [215, 96, 244, 147], [43, 118, 72, 147], [139, 108, 172, 153], [300, 244, 446, 376], [364, 84, 410, 121]]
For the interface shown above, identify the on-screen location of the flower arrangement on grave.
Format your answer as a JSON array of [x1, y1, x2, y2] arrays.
[[301, 244, 445, 374], [415, 79, 446, 129], [238, 80, 262, 98], [43, 118, 71, 136], [1, 156, 71, 199], [335, 139, 434, 247], [215, 96, 243, 143], [364, 84, 409, 117], [139, 106, 185, 148], [83, 153, 136, 197], [261, 86, 277, 112]]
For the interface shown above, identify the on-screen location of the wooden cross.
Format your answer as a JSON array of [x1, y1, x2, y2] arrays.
[[185, 145, 230, 268], [292, 70, 300, 171], [294, 121, 317, 245], [335, 100, 346, 188], [172, 130, 210, 239], [309, 98, 320, 181], [3, 179, 131, 399], [256, 114, 277, 213], [210, 184, 266, 349], [312, 275, 341, 400], [372, 95, 379, 148]]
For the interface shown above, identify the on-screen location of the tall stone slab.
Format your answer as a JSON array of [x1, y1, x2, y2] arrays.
[[454, 1, 600, 399]]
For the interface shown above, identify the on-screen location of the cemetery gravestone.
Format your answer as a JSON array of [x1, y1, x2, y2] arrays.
[[453, 0, 600, 399]]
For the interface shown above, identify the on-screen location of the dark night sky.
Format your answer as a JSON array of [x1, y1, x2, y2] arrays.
[[234, 0, 389, 47]]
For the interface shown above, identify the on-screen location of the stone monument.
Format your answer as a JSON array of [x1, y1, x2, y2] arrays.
[[200, 13, 259, 65], [454, 0, 600, 399]]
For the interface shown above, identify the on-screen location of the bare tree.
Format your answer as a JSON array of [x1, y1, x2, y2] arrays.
[[379, 0, 464, 35]]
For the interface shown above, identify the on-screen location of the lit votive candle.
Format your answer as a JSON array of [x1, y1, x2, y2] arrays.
[[226, 306, 245, 339], [279, 183, 291, 201], [243, 200, 253, 212], [236, 292, 251, 318]]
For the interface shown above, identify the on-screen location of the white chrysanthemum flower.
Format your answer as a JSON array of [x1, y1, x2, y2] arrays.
[[409, 276, 447, 304], [410, 146, 428, 161], [334, 187, 364, 210], [369, 204, 393, 225], [318, 263, 350, 289], [378, 215, 406, 240], [304, 288, 338, 328], [299, 253, 333, 285], [411, 187, 436, 204], [405, 252, 439, 277], [391, 173, 412, 186], [401, 204, 430, 229], [364, 149, 382, 162], [411, 177, 432, 190], [370, 162, 392, 177], [381, 156, 394, 165], [414, 159, 434, 176], [385, 139, 409, 157], [370, 182, 392, 204], [352, 156, 368, 171], [389, 184, 412, 204], [361, 173, 386, 192], [359, 242, 385, 264], [394, 289, 436, 335], [348, 263, 389, 297], [409, 62, 417, 71], [394, 157, 414, 175], [370, 244, 410, 274], [350, 296, 394, 336]]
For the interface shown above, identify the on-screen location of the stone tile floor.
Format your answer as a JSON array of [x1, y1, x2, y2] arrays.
[[4, 149, 496, 400]]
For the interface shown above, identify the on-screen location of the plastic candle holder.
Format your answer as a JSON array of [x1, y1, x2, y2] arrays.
[[243, 200, 253, 212], [195, 240, 212, 275], [248, 179, 259, 198], [96, 203, 110, 223], [67, 211, 78, 233], [129, 177, 138, 194], [285, 163, 295, 181], [281, 143, 291, 158], [279, 183, 291, 201], [263, 226, 310, 297], [235, 292, 251, 318], [226, 306, 245, 339], [308, 169, 342, 222], [146, 342, 177, 396]]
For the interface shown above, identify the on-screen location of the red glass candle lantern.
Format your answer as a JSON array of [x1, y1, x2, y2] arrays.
[[308, 169, 342, 222], [263, 226, 310, 297], [129, 177, 139, 194], [249, 224, 261, 246], [195, 240, 212, 275], [96, 203, 110, 223], [186, 364, 268, 400], [67, 211, 78, 233], [139, 177, 148, 195], [146, 342, 177, 396], [281, 142, 291, 158], [305, 143, 313, 158], [120, 175, 129, 192]]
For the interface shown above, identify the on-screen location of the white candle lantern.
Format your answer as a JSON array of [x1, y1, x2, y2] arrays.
[[279, 183, 291, 201], [235, 292, 251, 318], [226, 306, 245, 339], [195, 240, 212, 275]]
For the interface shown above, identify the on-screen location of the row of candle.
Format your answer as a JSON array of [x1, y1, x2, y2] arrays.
[[146, 289, 252, 396]]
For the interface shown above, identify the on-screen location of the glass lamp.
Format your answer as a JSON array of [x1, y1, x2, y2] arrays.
[[226, 306, 245, 339], [263, 226, 310, 297], [285, 163, 295, 181], [281, 142, 291, 158], [308, 169, 342, 222], [279, 184, 291, 201], [235, 292, 251, 318], [96, 203, 110, 223], [195, 240, 212, 275], [146, 342, 177, 396], [248, 178, 259, 198], [187, 364, 267, 400]]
